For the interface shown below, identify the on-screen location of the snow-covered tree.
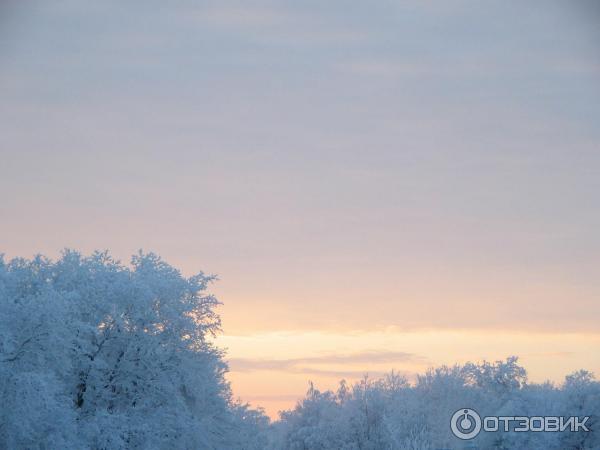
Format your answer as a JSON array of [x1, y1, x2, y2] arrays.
[[0, 251, 268, 450], [2, 251, 598, 449], [272, 358, 599, 450]]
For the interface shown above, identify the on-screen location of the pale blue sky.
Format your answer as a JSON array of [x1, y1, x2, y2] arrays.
[[1, 0, 600, 333]]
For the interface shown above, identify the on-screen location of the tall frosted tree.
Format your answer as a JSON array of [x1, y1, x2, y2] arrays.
[[0, 251, 268, 450]]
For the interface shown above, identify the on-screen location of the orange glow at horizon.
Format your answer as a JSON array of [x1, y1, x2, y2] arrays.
[[217, 328, 600, 419]]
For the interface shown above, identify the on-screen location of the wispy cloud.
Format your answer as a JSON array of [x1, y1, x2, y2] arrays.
[[524, 351, 575, 358], [238, 394, 302, 403], [191, 4, 288, 27], [228, 350, 424, 378], [180, 2, 370, 46]]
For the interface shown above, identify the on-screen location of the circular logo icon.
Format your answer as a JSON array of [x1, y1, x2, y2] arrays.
[[450, 408, 481, 440]]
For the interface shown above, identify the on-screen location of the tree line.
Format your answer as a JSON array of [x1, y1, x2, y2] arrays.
[[0, 252, 597, 449]]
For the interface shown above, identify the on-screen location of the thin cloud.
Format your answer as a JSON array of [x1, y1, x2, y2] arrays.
[[181, 3, 370, 46], [193, 5, 288, 27], [239, 394, 302, 402], [524, 351, 575, 358], [228, 350, 425, 378]]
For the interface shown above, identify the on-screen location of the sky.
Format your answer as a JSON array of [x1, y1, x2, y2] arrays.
[[1, 0, 600, 418]]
